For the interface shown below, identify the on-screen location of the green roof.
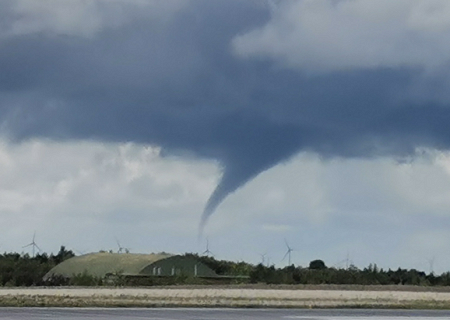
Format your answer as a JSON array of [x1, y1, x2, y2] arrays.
[[44, 252, 173, 279]]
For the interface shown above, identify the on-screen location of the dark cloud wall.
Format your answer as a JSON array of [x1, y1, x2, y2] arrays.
[[1, 0, 450, 227]]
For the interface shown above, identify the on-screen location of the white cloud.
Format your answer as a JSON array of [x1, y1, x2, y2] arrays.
[[217, 150, 450, 226], [3, 0, 186, 38], [0, 139, 218, 254], [232, 0, 450, 72]]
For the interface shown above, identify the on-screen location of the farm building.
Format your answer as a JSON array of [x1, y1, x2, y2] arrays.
[[43, 252, 218, 281]]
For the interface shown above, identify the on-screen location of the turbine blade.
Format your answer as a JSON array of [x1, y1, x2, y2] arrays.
[[284, 238, 292, 250]]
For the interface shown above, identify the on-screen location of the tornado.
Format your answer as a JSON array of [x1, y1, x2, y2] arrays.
[[198, 126, 303, 236]]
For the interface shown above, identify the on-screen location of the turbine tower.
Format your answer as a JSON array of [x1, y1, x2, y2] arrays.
[[282, 239, 294, 266], [23, 232, 41, 257], [428, 256, 436, 275]]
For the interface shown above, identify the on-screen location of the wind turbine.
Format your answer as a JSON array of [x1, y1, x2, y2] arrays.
[[23, 232, 41, 257], [115, 237, 130, 254], [259, 252, 267, 265], [334, 251, 353, 270], [202, 238, 214, 256], [282, 239, 294, 266], [345, 251, 351, 269]]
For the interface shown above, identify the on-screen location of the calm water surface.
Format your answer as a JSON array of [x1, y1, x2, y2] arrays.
[[1, 308, 450, 319]]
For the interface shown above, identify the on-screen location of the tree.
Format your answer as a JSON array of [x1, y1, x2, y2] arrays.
[[309, 259, 327, 270], [53, 246, 75, 265]]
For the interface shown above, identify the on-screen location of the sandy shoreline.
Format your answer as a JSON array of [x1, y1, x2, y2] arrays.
[[1, 287, 450, 308]]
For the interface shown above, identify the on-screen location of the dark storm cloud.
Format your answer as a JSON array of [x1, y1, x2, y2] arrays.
[[1, 0, 450, 227]]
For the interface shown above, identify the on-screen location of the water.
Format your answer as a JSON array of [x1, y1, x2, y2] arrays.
[[0, 308, 450, 320]]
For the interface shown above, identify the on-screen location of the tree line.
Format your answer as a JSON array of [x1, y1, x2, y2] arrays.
[[1, 248, 450, 287], [0, 246, 74, 286], [196, 255, 450, 286]]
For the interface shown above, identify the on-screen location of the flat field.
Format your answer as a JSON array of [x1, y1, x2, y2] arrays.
[[1, 285, 450, 308]]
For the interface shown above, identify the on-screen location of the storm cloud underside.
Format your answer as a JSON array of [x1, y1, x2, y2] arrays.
[[1, 0, 450, 229]]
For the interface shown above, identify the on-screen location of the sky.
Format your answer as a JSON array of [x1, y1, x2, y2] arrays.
[[1, 0, 450, 273]]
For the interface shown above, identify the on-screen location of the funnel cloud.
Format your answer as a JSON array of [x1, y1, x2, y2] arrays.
[[1, 0, 450, 231]]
